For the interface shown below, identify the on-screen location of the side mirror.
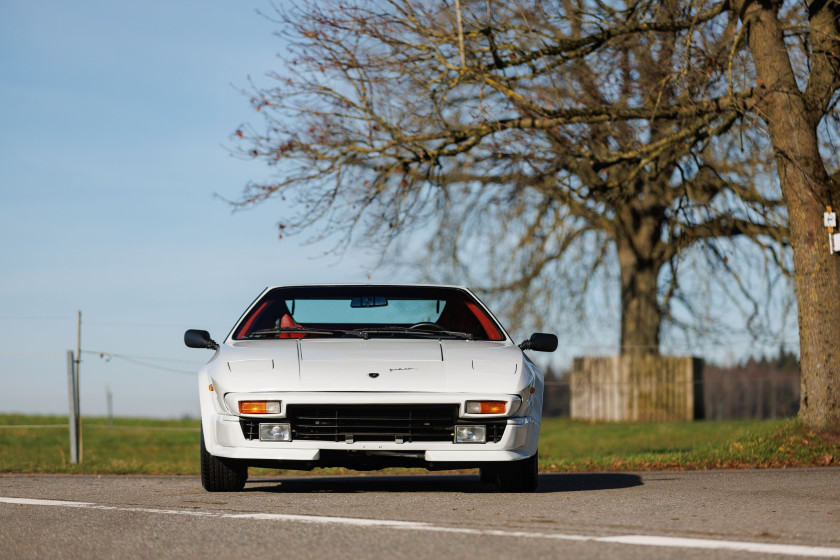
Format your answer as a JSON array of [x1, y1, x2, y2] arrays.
[[185, 329, 219, 350], [519, 332, 558, 352]]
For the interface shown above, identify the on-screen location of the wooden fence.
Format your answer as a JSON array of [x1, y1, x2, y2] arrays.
[[570, 355, 704, 421]]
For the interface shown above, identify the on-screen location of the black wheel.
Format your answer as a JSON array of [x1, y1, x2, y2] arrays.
[[200, 425, 247, 492], [494, 452, 539, 492]]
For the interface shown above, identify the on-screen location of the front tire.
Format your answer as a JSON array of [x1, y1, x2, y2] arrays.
[[485, 452, 539, 492], [200, 425, 247, 492]]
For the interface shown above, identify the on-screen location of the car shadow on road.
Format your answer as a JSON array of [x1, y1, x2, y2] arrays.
[[244, 472, 643, 494]]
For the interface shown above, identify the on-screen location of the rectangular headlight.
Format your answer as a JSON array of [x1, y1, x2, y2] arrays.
[[455, 425, 487, 443], [259, 423, 292, 441]]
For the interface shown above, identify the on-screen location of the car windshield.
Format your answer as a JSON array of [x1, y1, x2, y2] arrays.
[[231, 286, 506, 341]]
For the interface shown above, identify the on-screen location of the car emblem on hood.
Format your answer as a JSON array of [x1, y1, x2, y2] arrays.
[[368, 372, 380, 378]]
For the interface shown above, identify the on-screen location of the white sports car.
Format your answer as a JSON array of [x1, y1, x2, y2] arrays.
[[185, 284, 557, 492]]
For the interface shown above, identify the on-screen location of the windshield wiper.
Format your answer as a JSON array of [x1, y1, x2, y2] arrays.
[[411, 328, 474, 340], [351, 327, 474, 340], [247, 327, 364, 338]]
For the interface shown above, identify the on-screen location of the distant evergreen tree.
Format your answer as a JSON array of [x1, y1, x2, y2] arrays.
[[775, 346, 799, 372]]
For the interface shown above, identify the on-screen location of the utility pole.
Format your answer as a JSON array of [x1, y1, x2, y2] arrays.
[[66, 350, 78, 463], [76, 310, 82, 463], [106, 385, 113, 430]]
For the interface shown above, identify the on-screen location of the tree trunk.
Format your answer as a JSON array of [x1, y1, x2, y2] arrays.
[[617, 238, 662, 355], [780, 157, 840, 434], [736, 0, 840, 434]]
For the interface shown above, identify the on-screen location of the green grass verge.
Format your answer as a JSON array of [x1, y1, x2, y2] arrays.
[[0, 415, 200, 474], [0, 414, 837, 475], [538, 417, 839, 471]]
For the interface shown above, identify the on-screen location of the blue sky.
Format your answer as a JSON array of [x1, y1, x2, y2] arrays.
[[0, 1, 381, 418]]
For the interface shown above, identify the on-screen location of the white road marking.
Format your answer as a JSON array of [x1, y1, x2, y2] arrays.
[[598, 536, 840, 557], [2, 496, 839, 557], [1, 497, 92, 507]]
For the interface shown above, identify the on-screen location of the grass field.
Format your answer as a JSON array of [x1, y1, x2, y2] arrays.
[[0, 414, 837, 475], [0, 415, 199, 474]]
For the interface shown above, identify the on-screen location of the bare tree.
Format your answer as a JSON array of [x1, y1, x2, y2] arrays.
[[234, 0, 788, 358], [729, 0, 840, 433]]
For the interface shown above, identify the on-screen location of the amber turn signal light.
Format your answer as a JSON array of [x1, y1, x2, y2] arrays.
[[239, 401, 281, 414], [465, 400, 506, 414]]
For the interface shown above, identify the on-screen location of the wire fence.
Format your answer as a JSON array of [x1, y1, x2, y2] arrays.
[[0, 424, 199, 431]]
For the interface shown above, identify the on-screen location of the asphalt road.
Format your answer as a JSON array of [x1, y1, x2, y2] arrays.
[[1, 468, 838, 559]]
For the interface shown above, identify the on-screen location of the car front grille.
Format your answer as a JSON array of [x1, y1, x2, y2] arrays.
[[290, 404, 457, 442], [238, 404, 506, 443]]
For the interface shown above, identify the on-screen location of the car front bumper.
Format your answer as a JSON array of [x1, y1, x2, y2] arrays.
[[199, 386, 540, 466]]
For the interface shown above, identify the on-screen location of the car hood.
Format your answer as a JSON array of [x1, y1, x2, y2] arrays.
[[211, 338, 528, 394]]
